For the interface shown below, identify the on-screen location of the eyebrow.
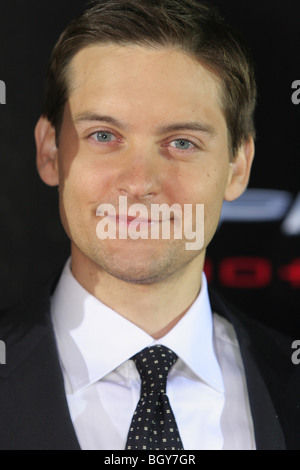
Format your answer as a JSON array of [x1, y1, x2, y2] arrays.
[[73, 112, 217, 137], [156, 121, 217, 137], [73, 113, 129, 130]]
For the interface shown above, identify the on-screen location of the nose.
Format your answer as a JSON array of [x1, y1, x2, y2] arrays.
[[116, 144, 162, 201]]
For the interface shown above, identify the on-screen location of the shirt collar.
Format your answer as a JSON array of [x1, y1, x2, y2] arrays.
[[51, 258, 224, 394]]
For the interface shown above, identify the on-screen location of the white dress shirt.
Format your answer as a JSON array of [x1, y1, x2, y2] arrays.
[[51, 258, 256, 450]]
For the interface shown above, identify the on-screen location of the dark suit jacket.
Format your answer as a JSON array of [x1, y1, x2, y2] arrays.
[[0, 274, 299, 450]]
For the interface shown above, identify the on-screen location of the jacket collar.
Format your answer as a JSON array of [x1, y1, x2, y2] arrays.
[[209, 287, 287, 450], [0, 273, 80, 449], [0, 274, 288, 450]]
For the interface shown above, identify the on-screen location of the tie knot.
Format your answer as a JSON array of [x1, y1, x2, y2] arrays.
[[132, 345, 178, 396]]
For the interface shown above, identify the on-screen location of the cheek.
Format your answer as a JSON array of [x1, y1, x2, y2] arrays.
[[203, 170, 229, 233], [58, 150, 116, 207], [181, 166, 228, 237], [180, 165, 227, 203], [57, 121, 116, 203]]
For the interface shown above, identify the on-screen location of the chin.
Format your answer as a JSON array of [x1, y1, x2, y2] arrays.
[[79, 236, 203, 285], [99, 258, 174, 285]]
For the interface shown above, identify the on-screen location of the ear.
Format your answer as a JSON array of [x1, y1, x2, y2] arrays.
[[35, 116, 59, 186], [224, 135, 255, 202]]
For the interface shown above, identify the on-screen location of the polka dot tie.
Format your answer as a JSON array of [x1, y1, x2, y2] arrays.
[[125, 345, 184, 450]]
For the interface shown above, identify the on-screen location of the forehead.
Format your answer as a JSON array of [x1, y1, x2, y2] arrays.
[[66, 44, 226, 132]]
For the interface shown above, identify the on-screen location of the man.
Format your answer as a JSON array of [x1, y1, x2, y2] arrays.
[[0, 0, 298, 450]]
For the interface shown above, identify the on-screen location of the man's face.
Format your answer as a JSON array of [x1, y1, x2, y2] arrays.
[[50, 45, 244, 284]]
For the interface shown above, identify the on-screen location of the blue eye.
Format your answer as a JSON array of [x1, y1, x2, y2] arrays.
[[170, 139, 195, 150], [93, 131, 116, 142]]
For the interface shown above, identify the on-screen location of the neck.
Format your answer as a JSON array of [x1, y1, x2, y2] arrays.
[[70, 247, 205, 339]]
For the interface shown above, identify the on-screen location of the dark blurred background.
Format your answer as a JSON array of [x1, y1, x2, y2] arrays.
[[0, 1, 299, 335]]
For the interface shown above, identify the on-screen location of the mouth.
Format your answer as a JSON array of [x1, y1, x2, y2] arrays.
[[96, 208, 173, 225], [116, 215, 169, 226]]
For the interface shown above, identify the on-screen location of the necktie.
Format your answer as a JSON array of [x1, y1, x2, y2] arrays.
[[125, 345, 184, 450]]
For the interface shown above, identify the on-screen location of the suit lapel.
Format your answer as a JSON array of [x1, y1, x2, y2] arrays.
[[1, 276, 294, 449], [229, 319, 286, 450], [0, 278, 80, 450], [209, 288, 286, 450]]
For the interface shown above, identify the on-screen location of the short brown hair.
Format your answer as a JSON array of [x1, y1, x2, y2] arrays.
[[43, 0, 257, 157]]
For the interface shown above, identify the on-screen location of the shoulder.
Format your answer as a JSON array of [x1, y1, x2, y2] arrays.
[[209, 287, 293, 360], [0, 271, 59, 328], [209, 287, 300, 450], [0, 271, 61, 376]]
